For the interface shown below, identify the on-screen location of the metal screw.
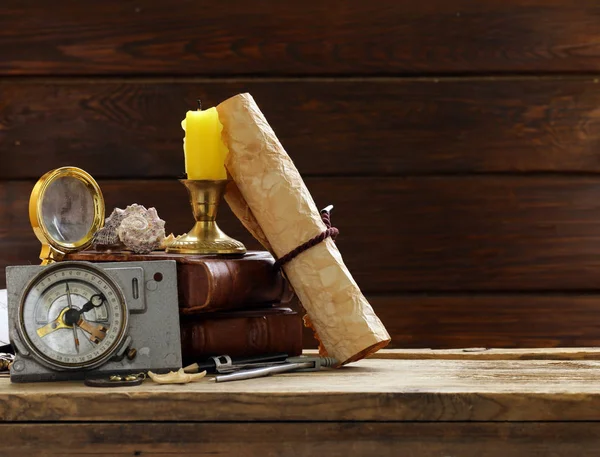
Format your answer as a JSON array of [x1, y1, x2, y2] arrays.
[[127, 348, 137, 361]]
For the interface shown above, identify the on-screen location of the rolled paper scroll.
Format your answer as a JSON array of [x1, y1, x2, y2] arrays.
[[217, 93, 390, 365]]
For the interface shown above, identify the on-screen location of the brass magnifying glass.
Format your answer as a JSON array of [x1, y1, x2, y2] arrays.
[[29, 167, 105, 265]]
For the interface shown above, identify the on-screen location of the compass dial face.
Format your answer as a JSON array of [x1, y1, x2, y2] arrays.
[[18, 263, 128, 370]]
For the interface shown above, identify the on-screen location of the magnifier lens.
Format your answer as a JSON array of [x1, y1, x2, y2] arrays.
[[40, 176, 95, 244]]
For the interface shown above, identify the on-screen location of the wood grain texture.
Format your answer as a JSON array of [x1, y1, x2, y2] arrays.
[[6, 356, 600, 422], [5, 177, 600, 293], [380, 295, 600, 348], [4, 422, 600, 457], [303, 295, 600, 349], [2, 1, 600, 75], [3, 78, 600, 178], [366, 348, 600, 360]]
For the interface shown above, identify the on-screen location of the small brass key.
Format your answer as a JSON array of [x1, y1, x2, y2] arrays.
[[84, 372, 146, 387]]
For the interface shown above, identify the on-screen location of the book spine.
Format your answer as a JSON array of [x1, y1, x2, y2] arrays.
[[179, 261, 293, 314], [180, 312, 303, 361]]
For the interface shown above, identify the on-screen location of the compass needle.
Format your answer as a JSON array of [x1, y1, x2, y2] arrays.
[[73, 325, 80, 353], [77, 319, 108, 344], [36, 308, 71, 337], [66, 282, 80, 353], [36, 318, 63, 338]]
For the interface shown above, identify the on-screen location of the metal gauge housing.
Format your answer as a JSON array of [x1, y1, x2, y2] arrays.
[[18, 262, 128, 370], [8, 260, 181, 383]]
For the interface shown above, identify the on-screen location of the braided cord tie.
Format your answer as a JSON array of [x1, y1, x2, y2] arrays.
[[274, 205, 339, 270]]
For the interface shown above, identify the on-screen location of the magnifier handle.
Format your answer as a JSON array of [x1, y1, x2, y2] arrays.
[[38, 244, 65, 265]]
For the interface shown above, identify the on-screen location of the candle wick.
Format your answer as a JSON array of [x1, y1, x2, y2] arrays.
[[196, 99, 202, 111]]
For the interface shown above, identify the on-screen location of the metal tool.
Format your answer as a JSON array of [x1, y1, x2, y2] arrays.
[[184, 353, 289, 375], [215, 356, 338, 383], [210, 354, 289, 373]]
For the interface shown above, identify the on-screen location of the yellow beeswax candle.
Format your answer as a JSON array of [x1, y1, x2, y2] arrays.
[[182, 106, 228, 180]]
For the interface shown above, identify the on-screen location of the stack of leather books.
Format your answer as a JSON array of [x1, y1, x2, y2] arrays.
[[176, 251, 301, 363], [68, 251, 302, 363]]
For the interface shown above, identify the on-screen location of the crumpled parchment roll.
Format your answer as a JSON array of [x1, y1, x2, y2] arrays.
[[217, 93, 390, 365]]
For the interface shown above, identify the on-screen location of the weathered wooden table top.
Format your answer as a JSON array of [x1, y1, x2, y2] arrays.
[[4, 349, 600, 456], [3, 348, 600, 422]]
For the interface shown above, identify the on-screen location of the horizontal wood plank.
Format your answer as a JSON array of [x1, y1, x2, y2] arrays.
[[4, 422, 600, 457], [2, 1, 600, 75], [382, 295, 600, 349], [336, 296, 600, 349], [302, 295, 600, 349], [5, 177, 600, 293], [3, 78, 600, 178], [6, 356, 600, 422], [365, 348, 600, 360]]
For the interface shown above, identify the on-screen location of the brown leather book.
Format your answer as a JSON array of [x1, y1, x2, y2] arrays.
[[180, 307, 303, 362], [67, 250, 293, 314]]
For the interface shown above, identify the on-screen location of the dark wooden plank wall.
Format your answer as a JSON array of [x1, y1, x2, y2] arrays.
[[2, 0, 600, 349]]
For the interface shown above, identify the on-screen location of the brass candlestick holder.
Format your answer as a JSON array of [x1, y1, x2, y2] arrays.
[[166, 180, 246, 255]]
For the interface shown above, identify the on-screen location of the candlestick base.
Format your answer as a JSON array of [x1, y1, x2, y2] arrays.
[[166, 180, 246, 256]]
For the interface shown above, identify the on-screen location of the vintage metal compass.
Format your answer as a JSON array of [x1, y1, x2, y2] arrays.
[[18, 261, 127, 370], [8, 259, 181, 383], [29, 167, 104, 264]]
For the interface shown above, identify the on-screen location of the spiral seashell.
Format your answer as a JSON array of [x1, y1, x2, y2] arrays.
[[116, 204, 166, 254], [93, 208, 125, 250]]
